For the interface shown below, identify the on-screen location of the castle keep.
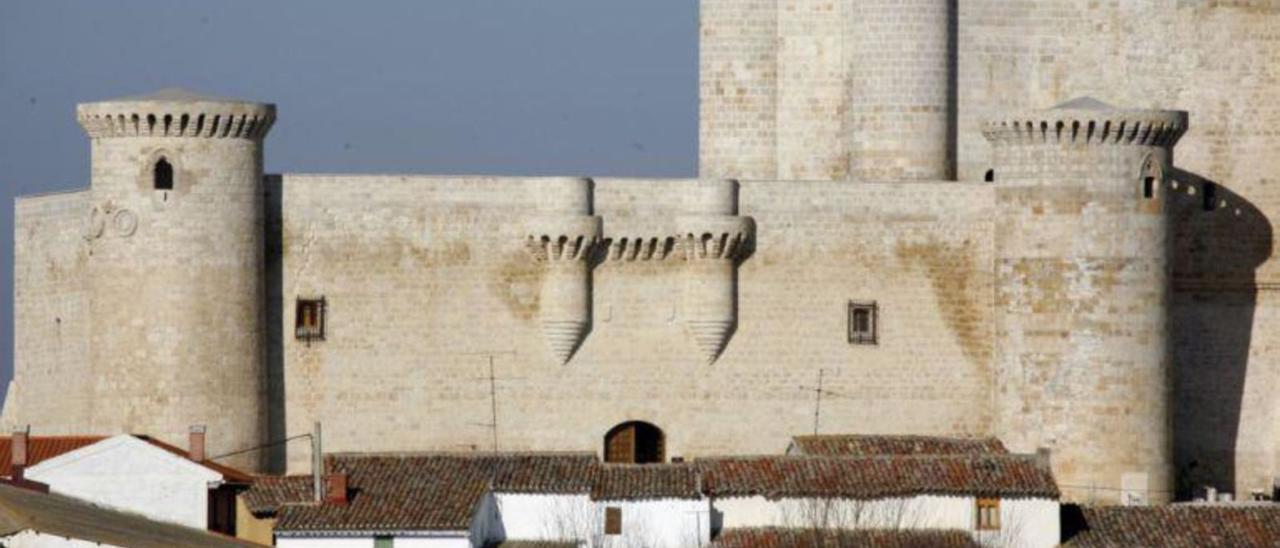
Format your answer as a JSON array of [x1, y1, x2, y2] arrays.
[[6, 1, 1280, 505]]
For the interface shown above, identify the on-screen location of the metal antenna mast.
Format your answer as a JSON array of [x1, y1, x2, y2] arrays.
[[465, 351, 520, 453], [798, 369, 850, 435]]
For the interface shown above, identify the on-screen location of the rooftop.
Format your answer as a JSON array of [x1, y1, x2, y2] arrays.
[[0, 436, 105, 477], [0, 482, 262, 547], [788, 434, 1008, 457], [710, 527, 980, 548], [99, 87, 259, 105], [1064, 505, 1280, 547]]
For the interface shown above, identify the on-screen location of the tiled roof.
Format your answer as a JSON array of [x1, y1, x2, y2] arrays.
[[697, 455, 1058, 500], [591, 464, 700, 501], [0, 482, 264, 547], [136, 436, 255, 483], [789, 435, 1008, 457], [711, 527, 980, 548], [1065, 505, 1280, 547], [243, 475, 314, 517], [276, 453, 597, 533], [0, 436, 106, 477]]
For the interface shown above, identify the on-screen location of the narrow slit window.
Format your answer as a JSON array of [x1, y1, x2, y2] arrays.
[[984, 169, 995, 183], [976, 498, 1001, 530], [295, 297, 326, 342], [605, 507, 622, 535], [848, 301, 878, 345], [1143, 177, 1155, 199], [1203, 182, 1217, 212], [154, 158, 174, 190]]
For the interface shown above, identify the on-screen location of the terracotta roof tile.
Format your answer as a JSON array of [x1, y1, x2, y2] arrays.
[[1065, 505, 1280, 547], [276, 453, 597, 533], [711, 527, 980, 548], [0, 436, 106, 477], [591, 464, 700, 501], [243, 475, 314, 517], [697, 455, 1058, 500], [789, 435, 1008, 457]]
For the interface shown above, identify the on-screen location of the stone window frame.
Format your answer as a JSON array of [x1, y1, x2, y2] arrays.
[[847, 301, 878, 346], [295, 296, 326, 343]]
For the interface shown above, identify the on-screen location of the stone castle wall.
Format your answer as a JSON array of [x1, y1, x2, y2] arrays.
[[270, 175, 996, 473], [5, 191, 91, 433], [958, 0, 1280, 499]]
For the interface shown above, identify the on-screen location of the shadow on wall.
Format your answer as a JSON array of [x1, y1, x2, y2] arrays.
[[1167, 167, 1272, 500], [264, 174, 288, 474]]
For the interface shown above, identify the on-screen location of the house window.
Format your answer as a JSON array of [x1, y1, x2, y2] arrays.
[[154, 157, 174, 190], [374, 536, 394, 548], [604, 421, 664, 464], [848, 301, 877, 345], [295, 297, 326, 342], [976, 498, 1000, 530], [605, 506, 622, 535]]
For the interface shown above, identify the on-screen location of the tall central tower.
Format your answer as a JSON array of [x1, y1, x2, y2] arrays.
[[77, 88, 274, 470], [699, 0, 956, 181]]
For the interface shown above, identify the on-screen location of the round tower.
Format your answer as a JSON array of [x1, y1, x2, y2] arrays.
[[984, 98, 1187, 504], [76, 88, 274, 470], [847, 0, 955, 180]]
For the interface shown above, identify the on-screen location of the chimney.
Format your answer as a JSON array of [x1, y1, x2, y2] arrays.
[[11, 429, 28, 480], [188, 425, 206, 462], [325, 473, 348, 505]]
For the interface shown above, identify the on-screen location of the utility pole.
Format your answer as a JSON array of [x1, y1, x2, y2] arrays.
[[312, 421, 322, 503]]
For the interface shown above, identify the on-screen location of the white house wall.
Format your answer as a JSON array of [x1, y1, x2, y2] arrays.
[[711, 495, 1057, 548], [494, 493, 596, 542], [23, 435, 222, 529], [597, 498, 710, 548], [277, 536, 471, 548]]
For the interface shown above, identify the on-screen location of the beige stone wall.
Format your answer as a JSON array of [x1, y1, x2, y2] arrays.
[[274, 175, 996, 472], [3, 191, 91, 433], [958, 1, 1280, 498], [699, 0, 955, 181]]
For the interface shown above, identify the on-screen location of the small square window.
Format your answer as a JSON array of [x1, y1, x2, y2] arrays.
[[848, 301, 877, 345], [374, 536, 393, 548], [296, 297, 326, 342], [976, 497, 1000, 530], [605, 506, 622, 535]]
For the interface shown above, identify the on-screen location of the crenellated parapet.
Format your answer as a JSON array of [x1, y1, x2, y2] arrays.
[[76, 88, 274, 140], [981, 98, 1187, 148], [603, 236, 678, 263], [676, 215, 754, 263], [523, 178, 602, 365]]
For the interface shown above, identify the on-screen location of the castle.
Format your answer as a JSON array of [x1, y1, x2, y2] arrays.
[[5, 1, 1279, 506]]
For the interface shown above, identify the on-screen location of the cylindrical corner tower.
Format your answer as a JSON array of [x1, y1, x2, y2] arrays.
[[77, 88, 274, 470], [984, 98, 1188, 504], [846, 0, 955, 180]]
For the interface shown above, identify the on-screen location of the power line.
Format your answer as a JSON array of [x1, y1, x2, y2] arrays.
[[208, 433, 311, 461]]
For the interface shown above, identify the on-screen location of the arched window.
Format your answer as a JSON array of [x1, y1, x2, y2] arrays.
[[984, 169, 995, 183], [154, 157, 174, 190], [604, 421, 664, 464]]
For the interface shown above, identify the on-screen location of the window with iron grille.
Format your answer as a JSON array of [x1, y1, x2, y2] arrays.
[[605, 506, 622, 535], [848, 301, 877, 345], [976, 497, 1001, 530], [295, 297, 326, 342]]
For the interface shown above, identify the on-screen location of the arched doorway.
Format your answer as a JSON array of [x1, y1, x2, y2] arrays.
[[604, 421, 664, 464]]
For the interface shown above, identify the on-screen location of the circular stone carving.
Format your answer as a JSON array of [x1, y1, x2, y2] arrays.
[[112, 209, 138, 237]]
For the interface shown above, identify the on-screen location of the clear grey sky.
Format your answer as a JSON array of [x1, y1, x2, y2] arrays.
[[0, 1, 698, 401]]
